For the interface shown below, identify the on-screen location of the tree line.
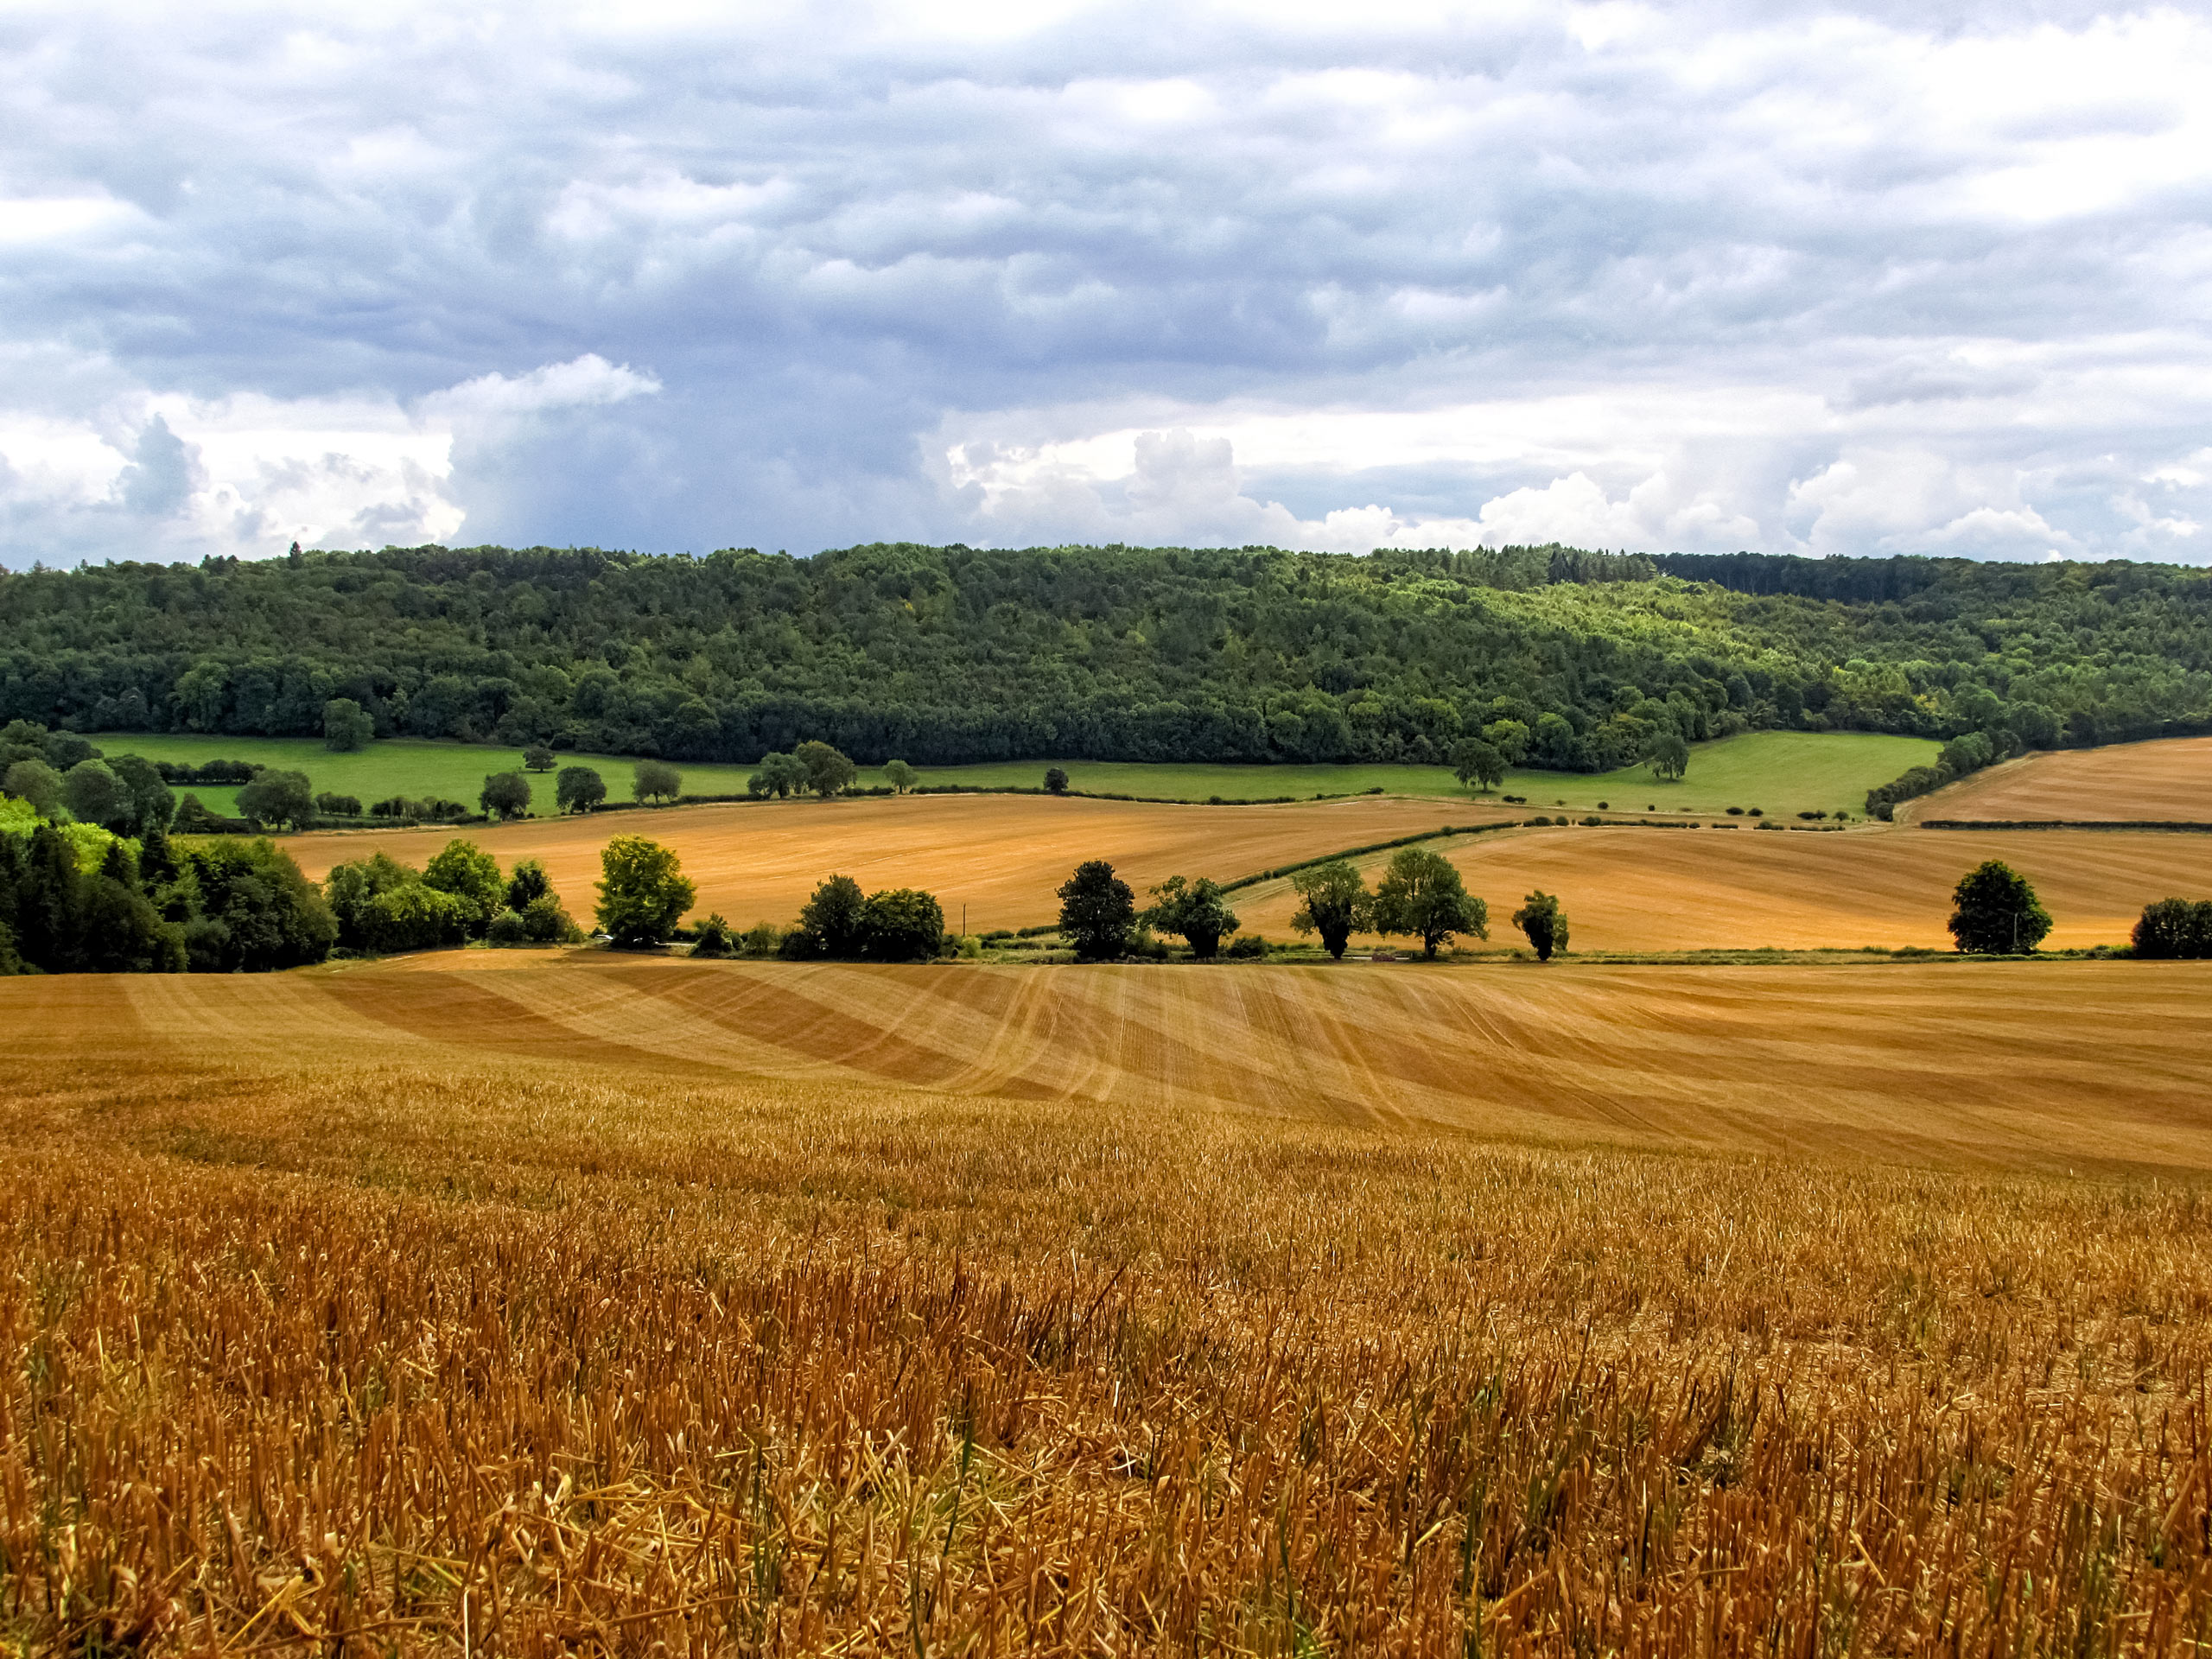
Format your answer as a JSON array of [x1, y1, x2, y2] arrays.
[[6, 542, 2208, 775]]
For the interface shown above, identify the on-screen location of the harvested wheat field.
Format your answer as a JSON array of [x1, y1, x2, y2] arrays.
[[1233, 821, 2212, 951], [10, 951, 2212, 1653], [1913, 734, 2212, 823], [283, 792, 1507, 933]]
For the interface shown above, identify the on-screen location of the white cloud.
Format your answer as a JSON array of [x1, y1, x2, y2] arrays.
[[1, 0, 2209, 564]]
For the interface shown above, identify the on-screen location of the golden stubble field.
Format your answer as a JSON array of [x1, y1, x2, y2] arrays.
[[288, 790, 2212, 952], [1914, 734, 2212, 823], [283, 793, 1518, 937], [9, 951, 2212, 1653]]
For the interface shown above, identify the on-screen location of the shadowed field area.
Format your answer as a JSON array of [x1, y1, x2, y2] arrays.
[[1914, 734, 2212, 823], [10, 950, 2212, 1651], [283, 792, 1516, 934], [1232, 822, 2212, 950]]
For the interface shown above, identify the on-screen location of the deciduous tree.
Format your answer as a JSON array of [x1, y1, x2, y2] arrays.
[[1288, 860, 1371, 961], [1058, 861, 1135, 961], [1372, 847, 1487, 959], [556, 766, 606, 814], [594, 835, 696, 947], [1147, 874, 1239, 960], [1511, 890, 1569, 961], [1948, 860, 2050, 955]]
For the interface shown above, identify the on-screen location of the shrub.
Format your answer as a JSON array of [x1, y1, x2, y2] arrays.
[[1749, 807, 1764, 817], [1224, 933, 1268, 958], [360, 882, 471, 954], [1512, 890, 1569, 961], [520, 893, 583, 944], [1596, 801, 1609, 810], [1797, 810, 1826, 821], [485, 908, 531, 947], [1726, 805, 1744, 816], [1579, 816, 1603, 827], [861, 888, 945, 962], [2131, 898, 2212, 959], [740, 920, 784, 957], [690, 912, 736, 958]]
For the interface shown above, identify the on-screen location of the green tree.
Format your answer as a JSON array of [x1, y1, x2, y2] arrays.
[[1289, 860, 1372, 961], [173, 838, 337, 971], [315, 791, 363, 817], [505, 858, 553, 912], [423, 839, 505, 936], [522, 744, 556, 772], [62, 760, 132, 830], [322, 697, 374, 752], [1482, 718, 1531, 766], [1450, 739, 1505, 795], [633, 760, 683, 804], [1043, 766, 1071, 796], [109, 754, 175, 833], [1511, 890, 1569, 961], [747, 752, 808, 798], [1147, 874, 1239, 960], [883, 759, 919, 794], [787, 874, 868, 957], [1372, 847, 1487, 959], [3, 759, 63, 817], [594, 835, 696, 946], [360, 882, 471, 953], [794, 740, 857, 798], [1647, 733, 1690, 782], [1948, 860, 2051, 954], [236, 769, 315, 830], [556, 766, 606, 814], [324, 852, 424, 950], [1058, 861, 1135, 961], [480, 771, 532, 820], [861, 888, 944, 961]]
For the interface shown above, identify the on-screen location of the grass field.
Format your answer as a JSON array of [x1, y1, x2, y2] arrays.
[[7, 951, 2212, 1651], [1914, 734, 2212, 823], [94, 728, 1937, 817]]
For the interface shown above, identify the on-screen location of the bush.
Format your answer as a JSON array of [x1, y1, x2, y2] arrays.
[[485, 907, 531, 946], [1797, 810, 1826, 821], [860, 888, 944, 961], [2132, 898, 2212, 959], [361, 882, 472, 953], [1596, 801, 1610, 810], [1749, 807, 1764, 817], [1726, 805, 1744, 815], [1512, 890, 1569, 961], [1224, 933, 1269, 958], [690, 912, 735, 957], [740, 920, 784, 957], [324, 851, 425, 950], [520, 893, 582, 944]]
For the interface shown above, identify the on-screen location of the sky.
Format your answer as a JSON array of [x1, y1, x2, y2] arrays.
[[2, 0, 2209, 569]]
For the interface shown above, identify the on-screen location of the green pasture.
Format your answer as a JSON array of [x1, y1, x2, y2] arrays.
[[92, 728, 1938, 821]]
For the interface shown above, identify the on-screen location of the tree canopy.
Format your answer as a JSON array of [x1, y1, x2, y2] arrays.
[[1371, 847, 1488, 959], [4, 542, 2199, 772], [1947, 860, 2052, 955], [1058, 861, 1136, 962]]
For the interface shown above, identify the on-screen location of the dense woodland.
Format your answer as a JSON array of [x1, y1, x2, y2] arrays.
[[3, 542, 2209, 771]]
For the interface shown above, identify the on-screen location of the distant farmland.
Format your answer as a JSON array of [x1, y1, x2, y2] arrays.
[[1910, 732, 2212, 823]]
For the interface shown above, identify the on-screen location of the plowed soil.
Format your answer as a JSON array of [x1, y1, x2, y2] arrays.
[[1912, 735, 2212, 823], [282, 794, 1507, 933], [16, 950, 2212, 1173], [1230, 823, 2212, 951]]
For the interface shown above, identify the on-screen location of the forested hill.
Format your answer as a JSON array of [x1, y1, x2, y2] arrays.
[[3, 542, 2210, 771]]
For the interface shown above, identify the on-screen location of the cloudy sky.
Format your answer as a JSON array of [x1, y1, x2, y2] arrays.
[[3, 0, 2209, 568]]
